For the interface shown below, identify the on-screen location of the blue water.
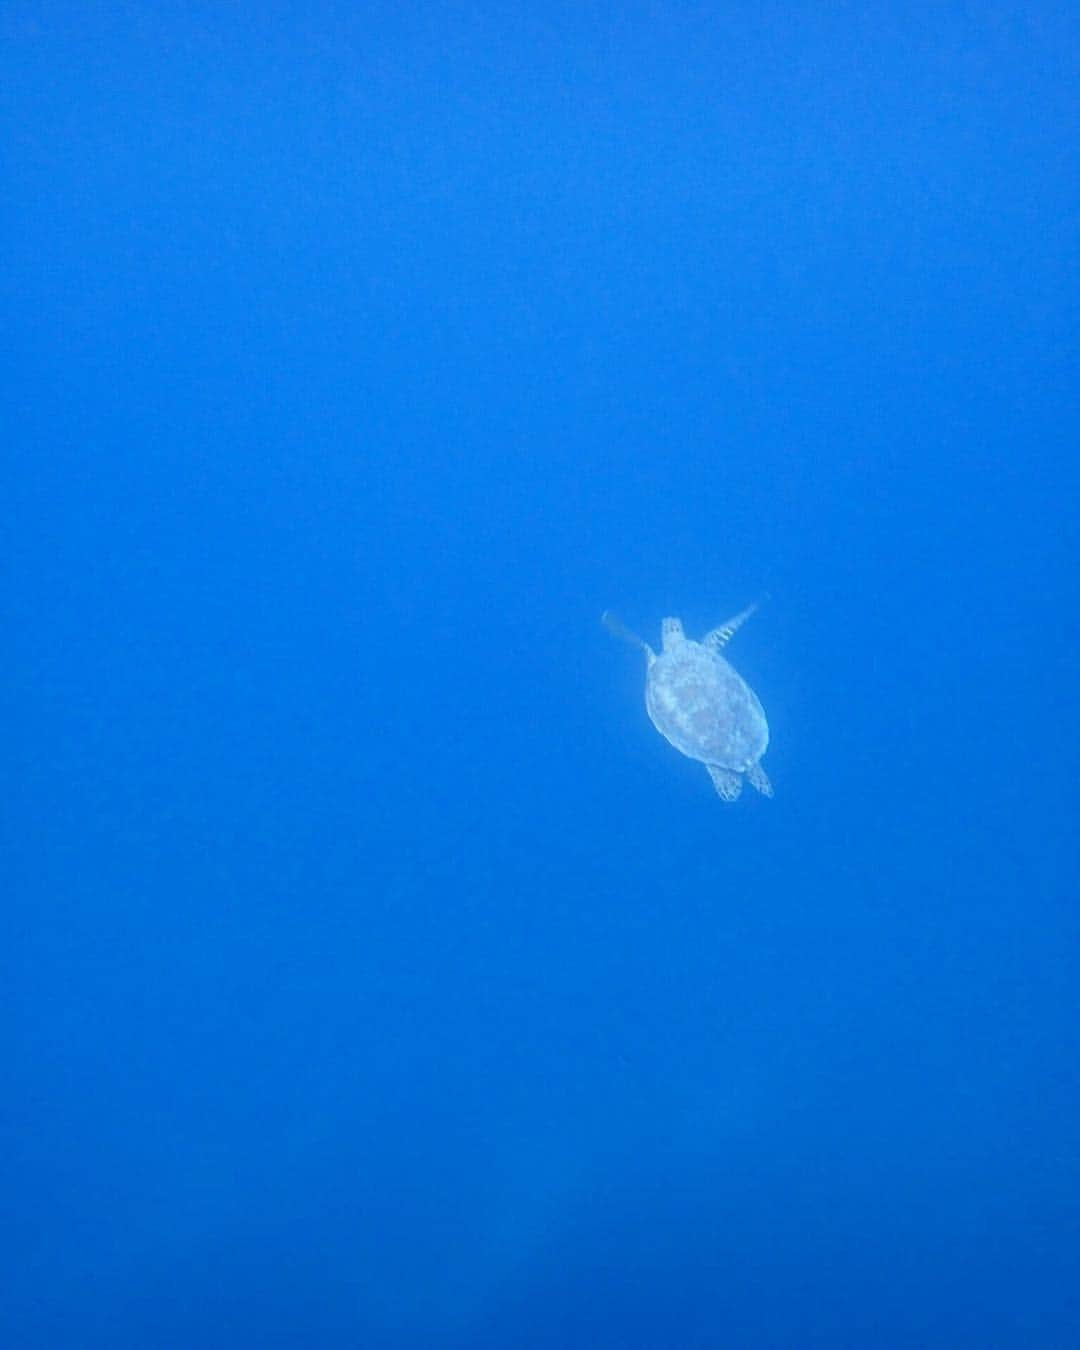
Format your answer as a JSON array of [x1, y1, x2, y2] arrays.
[[6, 6, 1077, 1347]]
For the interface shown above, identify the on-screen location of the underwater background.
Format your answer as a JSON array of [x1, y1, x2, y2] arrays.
[[6, 5, 1077, 1346]]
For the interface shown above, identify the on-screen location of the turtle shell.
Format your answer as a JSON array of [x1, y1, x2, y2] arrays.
[[645, 640, 768, 772]]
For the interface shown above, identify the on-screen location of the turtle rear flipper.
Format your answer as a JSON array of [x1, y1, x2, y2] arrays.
[[707, 765, 742, 801], [746, 762, 773, 797]]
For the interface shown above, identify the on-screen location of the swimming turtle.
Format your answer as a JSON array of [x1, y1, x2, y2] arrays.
[[603, 603, 773, 801]]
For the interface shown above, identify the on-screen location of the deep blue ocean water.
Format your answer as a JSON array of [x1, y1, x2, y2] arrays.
[[6, 5, 1077, 1346]]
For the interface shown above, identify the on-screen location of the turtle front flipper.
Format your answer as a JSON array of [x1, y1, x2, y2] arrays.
[[707, 765, 742, 801], [703, 599, 764, 653], [601, 611, 655, 663]]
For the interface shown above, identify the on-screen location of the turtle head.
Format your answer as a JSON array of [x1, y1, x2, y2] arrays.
[[660, 617, 686, 652]]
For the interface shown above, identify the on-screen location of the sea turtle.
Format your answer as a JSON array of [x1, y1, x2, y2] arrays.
[[603, 603, 773, 801]]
